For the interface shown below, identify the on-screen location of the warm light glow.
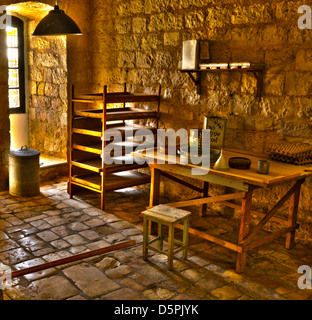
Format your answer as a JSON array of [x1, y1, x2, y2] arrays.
[[6, 2, 53, 21], [6, 27, 18, 47], [6, 26, 20, 109], [9, 89, 20, 108], [9, 69, 19, 88], [7, 48, 19, 68]]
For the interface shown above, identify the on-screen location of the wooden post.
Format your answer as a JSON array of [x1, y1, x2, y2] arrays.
[[156, 85, 161, 132], [182, 217, 189, 260], [123, 83, 127, 109], [143, 216, 149, 261], [167, 223, 175, 270], [223, 187, 235, 218], [149, 166, 161, 208], [236, 187, 254, 273], [68, 85, 75, 199], [149, 166, 161, 234], [101, 85, 108, 211], [199, 182, 209, 217], [158, 223, 164, 251], [285, 180, 303, 249]]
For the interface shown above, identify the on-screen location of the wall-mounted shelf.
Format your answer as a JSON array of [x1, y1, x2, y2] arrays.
[[179, 68, 264, 97]]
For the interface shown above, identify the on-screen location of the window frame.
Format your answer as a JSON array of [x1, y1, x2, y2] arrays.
[[7, 16, 26, 115]]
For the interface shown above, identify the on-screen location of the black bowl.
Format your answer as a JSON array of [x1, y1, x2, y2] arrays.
[[229, 157, 251, 169]]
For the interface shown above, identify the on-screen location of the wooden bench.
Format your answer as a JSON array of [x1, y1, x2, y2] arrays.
[[142, 205, 191, 270]]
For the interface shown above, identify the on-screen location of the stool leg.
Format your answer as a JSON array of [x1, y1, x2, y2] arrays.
[[143, 216, 149, 261], [158, 223, 163, 251], [167, 224, 174, 270], [182, 217, 189, 260]]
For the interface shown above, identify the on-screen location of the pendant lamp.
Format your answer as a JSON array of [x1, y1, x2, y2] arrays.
[[33, 0, 82, 36]]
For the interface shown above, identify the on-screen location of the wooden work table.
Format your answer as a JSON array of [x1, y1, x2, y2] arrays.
[[132, 147, 312, 273]]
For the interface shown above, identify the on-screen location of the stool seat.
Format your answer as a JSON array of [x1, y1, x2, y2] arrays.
[[142, 204, 191, 224], [142, 205, 191, 270]]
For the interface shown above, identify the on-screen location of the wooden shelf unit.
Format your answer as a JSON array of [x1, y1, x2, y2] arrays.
[[68, 84, 161, 210]]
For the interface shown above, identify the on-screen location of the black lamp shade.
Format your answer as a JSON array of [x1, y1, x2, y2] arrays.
[[33, 5, 82, 36]]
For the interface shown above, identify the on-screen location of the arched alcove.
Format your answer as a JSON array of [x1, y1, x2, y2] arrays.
[[7, 2, 52, 20]]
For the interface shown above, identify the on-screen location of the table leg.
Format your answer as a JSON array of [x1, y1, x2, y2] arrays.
[[182, 217, 189, 260], [101, 193, 105, 211], [149, 167, 161, 208], [168, 223, 175, 270], [149, 167, 161, 234], [199, 182, 209, 217], [236, 188, 253, 274], [285, 180, 303, 249], [158, 223, 164, 251], [143, 215, 149, 261]]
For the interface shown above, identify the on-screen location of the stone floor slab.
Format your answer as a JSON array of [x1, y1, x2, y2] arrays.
[[0, 177, 312, 301], [63, 264, 120, 298]]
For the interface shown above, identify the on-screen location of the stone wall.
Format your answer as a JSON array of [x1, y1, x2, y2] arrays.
[[28, 22, 68, 158], [86, 0, 312, 244]]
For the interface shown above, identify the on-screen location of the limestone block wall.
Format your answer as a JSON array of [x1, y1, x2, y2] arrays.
[[86, 0, 312, 244], [28, 23, 68, 158]]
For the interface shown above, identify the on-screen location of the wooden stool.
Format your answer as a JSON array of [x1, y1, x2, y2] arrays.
[[142, 204, 191, 270]]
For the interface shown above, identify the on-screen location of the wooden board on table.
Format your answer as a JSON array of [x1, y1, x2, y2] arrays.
[[221, 149, 308, 186], [132, 148, 311, 188]]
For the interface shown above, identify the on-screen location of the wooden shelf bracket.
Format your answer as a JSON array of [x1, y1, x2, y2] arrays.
[[182, 70, 202, 94], [180, 68, 264, 98]]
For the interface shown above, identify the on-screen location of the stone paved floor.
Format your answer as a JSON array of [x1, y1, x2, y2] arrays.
[[1, 176, 312, 300]]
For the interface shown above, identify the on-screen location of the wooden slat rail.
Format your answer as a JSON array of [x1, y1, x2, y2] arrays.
[[0, 240, 136, 301], [241, 179, 304, 248], [221, 201, 289, 226], [175, 224, 242, 253], [166, 192, 246, 208], [245, 225, 299, 251], [286, 179, 302, 249], [160, 171, 203, 193]]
